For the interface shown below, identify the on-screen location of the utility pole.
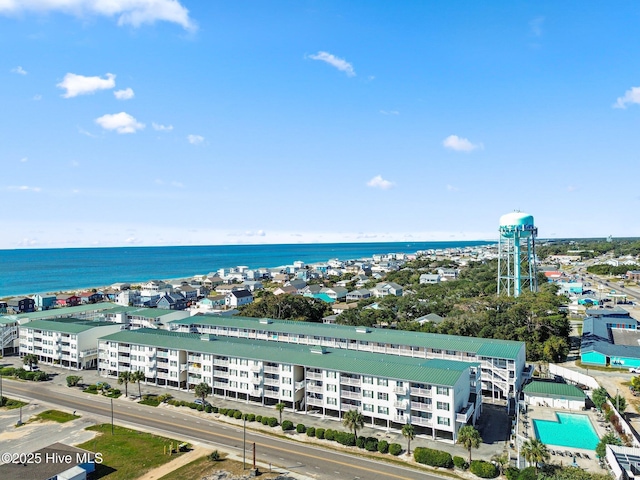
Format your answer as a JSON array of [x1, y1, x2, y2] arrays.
[[243, 415, 246, 469], [111, 398, 114, 435]]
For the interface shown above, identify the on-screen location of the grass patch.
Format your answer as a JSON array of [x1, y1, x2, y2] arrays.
[[139, 394, 161, 407], [30, 409, 79, 423], [0, 396, 27, 409], [77, 424, 187, 480], [575, 359, 628, 372], [158, 453, 284, 480]]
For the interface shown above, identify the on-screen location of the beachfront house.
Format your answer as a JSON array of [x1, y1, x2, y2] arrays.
[[33, 293, 57, 311], [226, 290, 253, 308], [8, 297, 36, 314]]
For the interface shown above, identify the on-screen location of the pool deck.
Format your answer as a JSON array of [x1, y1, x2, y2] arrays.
[[518, 406, 609, 472]]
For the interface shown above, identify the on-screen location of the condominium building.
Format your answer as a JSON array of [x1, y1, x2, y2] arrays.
[[169, 315, 528, 399], [97, 329, 480, 442], [19, 319, 122, 369]]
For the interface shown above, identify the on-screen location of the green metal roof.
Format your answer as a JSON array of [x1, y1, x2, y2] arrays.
[[522, 381, 587, 399], [1, 302, 120, 321], [99, 329, 470, 387], [23, 318, 118, 334], [169, 314, 525, 360]]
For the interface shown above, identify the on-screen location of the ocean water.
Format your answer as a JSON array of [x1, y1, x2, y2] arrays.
[[0, 241, 492, 297]]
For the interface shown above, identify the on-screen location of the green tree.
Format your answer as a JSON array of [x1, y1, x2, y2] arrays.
[[275, 402, 286, 424], [131, 370, 145, 398], [117, 371, 132, 397], [194, 382, 212, 407], [343, 409, 365, 439], [521, 438, 549, 473], [595, 432, 622, 459], [457, 425, 482, 463], [612, 394, 627, 415], [591, 387, 608, 411], [22, 354, 38, 370], [631, 376, 640, 391], [491, 452, 509, 477], [66, 375, 82, 387], [402, 423, 416, 455]]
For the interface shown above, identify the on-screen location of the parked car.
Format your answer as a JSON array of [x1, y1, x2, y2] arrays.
[[629, 367, 640, 374], [24, 365, 39, 372], [194, 398, 211, 407]]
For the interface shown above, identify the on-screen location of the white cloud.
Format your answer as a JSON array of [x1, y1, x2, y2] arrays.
[[613, 86, 640, 109], [0, 0, 195, 30], [152, 122, 173, 131], [114, 87, 134, 100], [6, 185, 41, 192], [529, 16, 544, 37], [20, 157, 28, 162], [380, 110, 399, 115], [95, 112, 145, 134], [187, 134, 204, 145], [446, 184, 459, 192], [57, 72, 115, 98], [442, 134, 483, 152], [308, 51, 355, 77], [567, 185, 578, 192], [366, 175, 395, 190], [11, 66, 27, 75], [171, 181, 184, 188]]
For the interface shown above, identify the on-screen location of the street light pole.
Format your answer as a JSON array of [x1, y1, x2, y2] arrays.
[[243, 415, 246, 469], [111, 398, 114, 435]]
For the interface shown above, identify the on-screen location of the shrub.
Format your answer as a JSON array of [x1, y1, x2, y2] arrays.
[[234, 411, 243, 419], [505, 467, 520, 480], [516, 467, 537, 480], [158, 393, 173, 403], [226, 409, 236, 417], [282, 420, 295, 431], [335, 431, 356, 446], [414, 447, 453, 468], [219, 408, 228, 416], [211, 406, 219, 413], [324, 429, 336, 441], [205, 405, 213, 413], [364, 437, 378, 452], [378, 440, 389, 454], [454, 456, 469, 470], [389, 443, 402, 456], [66, 375, 82, 387], [247, 413, 255, 422], [255, 415, 262, 423], [85, 384, 98, 393], [356, 436, 366, 449], [306, 426, 315, 437], [209, 450, 220, 462], [315, 428, 325, 439], [267, 417, 278, 427], [0, 367, 17, 376], [470, 460, 499, 478], [296, 423, 306, 434], [261, 416, 269, 425]]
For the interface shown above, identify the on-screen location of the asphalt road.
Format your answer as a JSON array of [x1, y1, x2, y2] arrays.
[[3, 380, 438, 480]]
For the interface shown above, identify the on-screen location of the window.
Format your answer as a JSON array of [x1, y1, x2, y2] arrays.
[[363, 376, 373, 384], [283, 377, 292, 384], [445, 350, 456, 356], [239, 359, 248, 366], [436, 386, 449, 396], [327, 371, 337, 379], [240, 371, 248, 378], [363, 403, 373, 412], [282, 365, 292, 372], [327, 397, 337, 405], [363, 390, 373, 398], [396, 381, 404, 387], [436, 401, 450, 411], [377, 392, 389, 401], [283, 389, 292, 397], [170, 360, 177, 367], [432, 349, 442, 354], [437, 416, 450, 426], [377, 378, 388, 386], [230, 369, 238, 376], [327, 384, 337, 392], [377, 406, 389, 415]]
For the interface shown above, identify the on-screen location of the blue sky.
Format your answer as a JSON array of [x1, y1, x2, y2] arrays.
[[2, 1, 640, 249]]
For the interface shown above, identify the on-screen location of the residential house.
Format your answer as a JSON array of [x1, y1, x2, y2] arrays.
[[273, 285, 298, 296], [419, 274, 442, 285], [56, 295, 81, 308], [285, 279, 307, 292], [175, 284, 198, 302], [79, 291, 103, 304], [226, 290, 254, 308], [33, 293, 57, 311], [241, 280, 263, 292], [272, 273, 289, 284], [156, 293, 188, 310], [215, 284, 246, 295], [331, 302, 359, 315], [346, 289, 372, 302], [319, 287, 348, 301], [370, 282, 403, 298], [437, 268, 459, 280]]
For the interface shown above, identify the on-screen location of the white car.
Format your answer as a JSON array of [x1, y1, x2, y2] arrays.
[[629, 367, 640, 374]]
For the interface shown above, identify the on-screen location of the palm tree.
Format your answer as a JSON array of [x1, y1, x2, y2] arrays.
[[117, 371, 132, 397], [131, 370, 145, 398], [22, 354, 38, 370], [194, 382, 212, 407], [491, 452, 510, 477], [402, 423, 416, 455], [521, 438, 549, 473], [343, 409, 365, 439], [275, 402, 286, 424], [457, 425, 482, 464]]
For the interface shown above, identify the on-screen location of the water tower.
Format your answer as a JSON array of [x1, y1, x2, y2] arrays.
[[497, 211, 538, 297]]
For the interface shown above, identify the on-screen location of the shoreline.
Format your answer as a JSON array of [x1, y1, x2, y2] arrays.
[[1, 241, 497, 300]]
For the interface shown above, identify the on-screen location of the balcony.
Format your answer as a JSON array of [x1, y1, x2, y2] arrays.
[[119, 346, 130, 353], [410, 416, 432, 426], [213, 358, 229, 366], [295, 381, 305, 391], [341, 402, 361, 411], [250, 364, 262, 372], [393, 386, 407, 395], [410, 387, 432, 396], [456, 403, 474, 424], [393, 415, 408, 423], [263, 366, 279, 374], [340, 390, 361, 400], [307, 397, 324, 406], [340, 376, 362, 387], [179, 363, 188, 372], [214, 371, 230, 378], [189, 366, 202, 374], [306, 371, 322, 381], [264, 377, 280, 386], [214, 381, 228, 389], [410, 402, 432, 412], [156, 371, 168, 379], [157, 351, 168, 358], [307, 384, 323, 393], [393, 400, 407, 409]]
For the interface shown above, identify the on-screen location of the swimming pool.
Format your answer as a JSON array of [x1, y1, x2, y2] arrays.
[[533, 413, 599, 450]]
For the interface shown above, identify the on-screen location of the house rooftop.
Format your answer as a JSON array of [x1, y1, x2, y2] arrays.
[[99, 329, 474, 386], [23, 318, 117, 334], [1, 302, 120, 322], [523, 381, 586, 400], [169, 314, 525, 359]]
